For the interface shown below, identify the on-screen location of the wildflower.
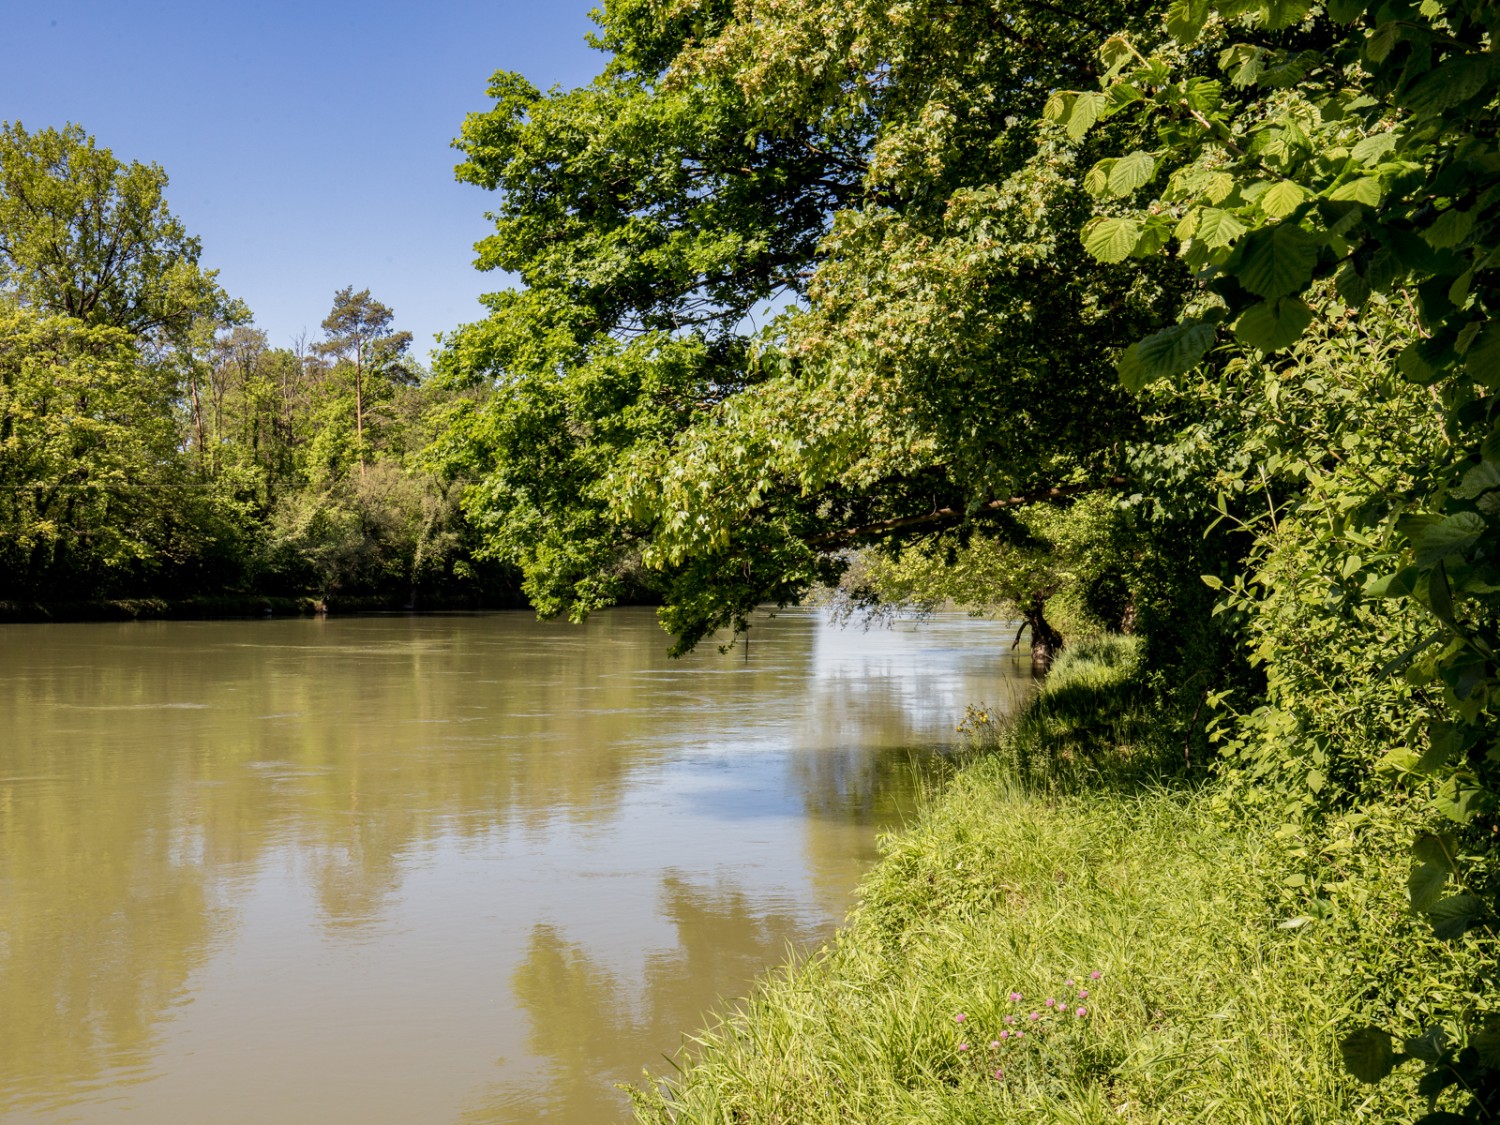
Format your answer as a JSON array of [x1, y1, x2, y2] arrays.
[[1076, 1007, 1088, 1017], [991, 1039, 1002, 1048], [1008, 991, 1022, 1002], [955, 1013, 966, 1024], [959, 1043, 969, 1052], [1045, 998, 1055, 1008], [994, 1068, 1005, 1080], [1015, 1031, 1025, 1039], [1066, 979, 1075, 988], [1003, 1015, 1015, 1024], [1079, 989, 1088, 999], [1090, 971, 1101, 980], [1029, 1012, 1040, 1021]]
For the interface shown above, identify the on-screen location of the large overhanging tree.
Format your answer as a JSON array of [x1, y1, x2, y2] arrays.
[[437, 0, 1180, 655]]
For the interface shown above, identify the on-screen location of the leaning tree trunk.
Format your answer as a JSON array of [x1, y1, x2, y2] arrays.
[[1023, 596, 1064, 675]]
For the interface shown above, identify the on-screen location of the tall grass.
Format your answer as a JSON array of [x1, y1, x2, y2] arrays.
[[632, 637, 1478, 1123]]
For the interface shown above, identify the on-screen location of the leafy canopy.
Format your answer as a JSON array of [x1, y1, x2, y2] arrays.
[[0, 122, 224, 337]]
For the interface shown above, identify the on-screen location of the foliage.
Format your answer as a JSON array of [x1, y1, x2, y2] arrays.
[[441, 0, 1183, 650], [0, 122, 225, 336], [0, 121, 504, 607], [1050, 0, 1500, 1108], [0, 305, 224, 596], [315, 286, 415, 475]]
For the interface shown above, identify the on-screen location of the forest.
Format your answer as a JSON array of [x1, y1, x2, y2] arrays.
[[5, 0, 1500, 1117], [0, 122, 520, 612]]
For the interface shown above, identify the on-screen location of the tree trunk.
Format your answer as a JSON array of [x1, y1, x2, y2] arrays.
[[354, 358, 365, 480], [1024, 596, 1064, 675]]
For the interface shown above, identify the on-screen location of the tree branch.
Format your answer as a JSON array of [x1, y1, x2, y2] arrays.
[[805, 477, 1127, 548]]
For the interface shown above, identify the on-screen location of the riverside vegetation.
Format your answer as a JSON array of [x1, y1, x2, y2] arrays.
[[8, 0, 1500, 1118]]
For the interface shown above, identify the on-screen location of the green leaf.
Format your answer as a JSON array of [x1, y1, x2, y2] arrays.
[[1083, 217, 1142, 263], [1236, 223, 1321, 299], [1221, 44, 1266, 87], [1328, 177, 1382, 205], [1261, 0, 1313, 28], [1340, 1027, 1397, 1083], [1428, 894, 1484, 939], [1234, 297, 1314, 351], [1261, 180, 1306, 219], [1453, 460, 1500, 499], [1336, 264, 1371, 308], [1108, 150, 1156, 197], [1364, 567, 1418, 598], [1350, 132, 1397, 164], [1417, 724, 1464, 774], [1046, 91, 1107, 140], [1435, 774, 1483, 825], [1365, 22, 1399, 63], [1402, 53, 1497, 116], [1425, 209, 1474, 250], [1410, 839, 1455, 912], [1409, 511, 1485, 567], [1403, 1027, 1449, 1065], [1327, 0, 1366, 21], [1427, 560, 1456, 628], [1165, 0, 1211, 40], [1471, 1023, 1500, 1068], [1083, 161, 1112, 196], [1118, 320, 1217, 391], [1197, 207, 1248, 248], [1464, 325, 1500, 387], [1098, 36, 1137, 74], [1399, 339, 1443, 383]]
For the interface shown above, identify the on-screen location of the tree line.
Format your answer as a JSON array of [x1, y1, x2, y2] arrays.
[[0, 123, 512, 608]]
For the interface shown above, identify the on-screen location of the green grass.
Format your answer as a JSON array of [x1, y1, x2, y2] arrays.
[[632, 637, 1487, 1123]]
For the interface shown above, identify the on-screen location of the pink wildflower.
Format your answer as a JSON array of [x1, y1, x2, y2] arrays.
[[955, 1013, 966, 1024], [994, 1068, 1005, 1080], [1076, 1007, 1088, 1017], [1066, 979, 1075, 987], [1029, 1011, 1040, 1021], [991, 1039, 1002, 1048], [1045, 998, 1055, 1008], [1008, 991, 1022, 1002], [1079, 989, 1089, 999], [1090, 971, 1101, 980], [959, 1043, 969, 1052], [1004, 1014, 1015, 1024]]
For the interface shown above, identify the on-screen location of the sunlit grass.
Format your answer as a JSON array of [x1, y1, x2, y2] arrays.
[[632, 637, 1464, 1123]]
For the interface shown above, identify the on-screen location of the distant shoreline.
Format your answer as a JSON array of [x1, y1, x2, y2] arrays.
[[0, 593, 532, 624]]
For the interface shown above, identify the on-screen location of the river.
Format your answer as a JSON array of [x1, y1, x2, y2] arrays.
[[0, 607, 1029, 1123]]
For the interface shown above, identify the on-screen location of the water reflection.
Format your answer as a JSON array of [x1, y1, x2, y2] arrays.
[[0, 608, 1029, 1123]]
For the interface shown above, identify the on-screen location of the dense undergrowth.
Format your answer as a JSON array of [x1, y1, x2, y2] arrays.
[[632, 639, 1495, 1123]]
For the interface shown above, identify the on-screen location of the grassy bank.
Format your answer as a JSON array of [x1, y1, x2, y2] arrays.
[[633, 640, 1480, 1123]]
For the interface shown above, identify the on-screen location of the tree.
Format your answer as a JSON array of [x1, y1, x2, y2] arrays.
[[441, 0, 1172, 652], [315, 286, 413, 478], [0, 305, 185, 595], [0, 122, 223, 337]]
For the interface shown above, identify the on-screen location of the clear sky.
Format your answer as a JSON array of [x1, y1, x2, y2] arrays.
[[5, 1, 605, 361]]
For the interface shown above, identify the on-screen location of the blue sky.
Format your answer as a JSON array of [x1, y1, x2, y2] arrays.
[[6, 1, 605, 360]]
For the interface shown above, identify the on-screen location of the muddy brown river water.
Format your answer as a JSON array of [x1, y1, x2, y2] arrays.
[[0, 607, 1029, 1123]]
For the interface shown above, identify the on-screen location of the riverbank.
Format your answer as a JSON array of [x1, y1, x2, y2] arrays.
[[0, 592, 532, 623], [633, 638, 1465, 1122]]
